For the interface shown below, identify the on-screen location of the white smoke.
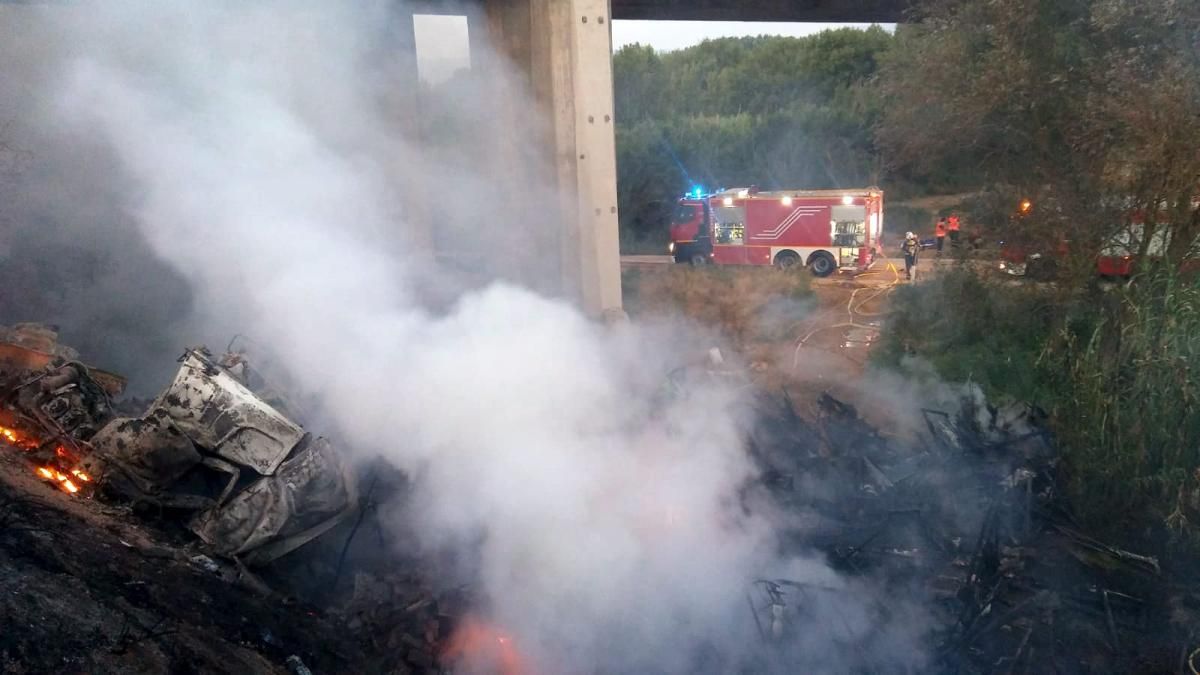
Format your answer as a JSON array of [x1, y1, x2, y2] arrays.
[[0, 1, 929, 671]]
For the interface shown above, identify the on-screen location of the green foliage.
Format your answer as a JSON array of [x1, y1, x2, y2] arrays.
[[879, 267, 1200, 546], [878, 0, 1200, 271], [1045, 270, 1200, 542], [874, 269, 1060, 404], [874, 0, 1200, 545], [614, 28, 893, 251]]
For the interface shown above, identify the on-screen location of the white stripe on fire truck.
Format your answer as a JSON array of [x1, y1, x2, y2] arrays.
[[751, 207, 824, 240]]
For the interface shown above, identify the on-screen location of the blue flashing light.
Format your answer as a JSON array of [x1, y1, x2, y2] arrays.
[[689, 185, 705, 200]]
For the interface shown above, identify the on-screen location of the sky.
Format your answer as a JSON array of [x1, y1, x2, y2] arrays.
[[412, 16, 896, 84], [612, 20, 896, 52]]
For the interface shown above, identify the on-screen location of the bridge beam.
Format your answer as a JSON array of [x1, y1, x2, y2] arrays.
[[476, 0, 623, 316]]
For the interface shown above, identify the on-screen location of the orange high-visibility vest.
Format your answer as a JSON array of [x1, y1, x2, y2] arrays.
[[935, 221, 947, 237], [948, 216, 961, 231]]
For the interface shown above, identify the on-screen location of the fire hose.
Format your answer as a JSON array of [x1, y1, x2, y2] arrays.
[[790, 262, 903, 373]]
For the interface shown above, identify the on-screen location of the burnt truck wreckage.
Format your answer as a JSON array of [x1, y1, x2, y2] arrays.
[[0, 329, 356, 565]]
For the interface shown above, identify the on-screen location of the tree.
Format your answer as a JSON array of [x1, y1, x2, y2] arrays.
[[613, 28, 894, 251], [877, 0, 1200, 274]]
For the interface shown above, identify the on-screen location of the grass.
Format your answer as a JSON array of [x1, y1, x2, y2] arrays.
[[877, 266, 1200, 547], [622, 264, 813, 350], [1043, 271, 1200, 543], [873, 269, 1063, 404]]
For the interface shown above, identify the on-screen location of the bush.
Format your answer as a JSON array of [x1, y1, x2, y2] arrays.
[[1044, 270, 1200, 542], [873, 269, 1061, 404], [878, 266, 1200, 546]]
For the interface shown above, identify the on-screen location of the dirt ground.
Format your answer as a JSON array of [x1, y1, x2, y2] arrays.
[[0, 447, 366, 675]]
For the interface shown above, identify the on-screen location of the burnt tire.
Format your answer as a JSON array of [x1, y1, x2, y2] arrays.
[[774, 250, 801, 270], [808, 252, 836, 277]]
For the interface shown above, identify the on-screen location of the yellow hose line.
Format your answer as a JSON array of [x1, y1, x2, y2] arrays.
[[790, 262, 903, 372]]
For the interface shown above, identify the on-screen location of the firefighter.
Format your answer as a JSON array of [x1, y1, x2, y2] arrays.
[[948, 213, 961, 246], [935, 218, 947, 253], [901, 231, 920, 280]]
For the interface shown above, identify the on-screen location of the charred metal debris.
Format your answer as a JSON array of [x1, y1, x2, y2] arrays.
[[0, 324, 356, 566], [745, 387, 1188, 673]]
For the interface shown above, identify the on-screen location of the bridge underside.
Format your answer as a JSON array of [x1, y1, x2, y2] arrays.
[[610, 0, 908, 22]]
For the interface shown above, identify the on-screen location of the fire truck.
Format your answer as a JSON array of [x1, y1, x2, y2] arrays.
[[667, 187, 883, 276]]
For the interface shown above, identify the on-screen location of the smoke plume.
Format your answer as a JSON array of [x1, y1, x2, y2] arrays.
[[0, 2, 929, 671]]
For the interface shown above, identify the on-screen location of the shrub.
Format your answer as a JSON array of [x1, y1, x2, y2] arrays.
[[879, 266, 1200, 546], [1044, 270, 1200, 542], [873, 269, 1061, 404]]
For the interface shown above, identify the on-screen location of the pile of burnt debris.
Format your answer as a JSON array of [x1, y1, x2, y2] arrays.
[[746, 386, 1195, 673], [2, 323, 1198, 674]]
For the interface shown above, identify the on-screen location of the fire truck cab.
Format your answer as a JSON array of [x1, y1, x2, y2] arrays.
[[668, 187, 883, 276]]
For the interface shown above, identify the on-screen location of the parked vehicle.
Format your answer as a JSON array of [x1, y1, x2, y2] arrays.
[[668, 186, 884, 276]]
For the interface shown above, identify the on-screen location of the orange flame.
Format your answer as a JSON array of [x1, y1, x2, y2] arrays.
[[2, 423, 88, 495], [34, 465, 83, 495], [0, 424, 38, 450], [441, 616, 532, 675]]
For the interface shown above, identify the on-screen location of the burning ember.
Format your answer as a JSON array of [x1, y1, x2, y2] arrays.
[[0, 423, 39, 450], [36, 466, 81, 493], [1, 423, 89, 495], [441, 616, 531, 675]]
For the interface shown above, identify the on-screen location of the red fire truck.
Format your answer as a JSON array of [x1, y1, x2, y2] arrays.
[[667, 187, 884, 276]]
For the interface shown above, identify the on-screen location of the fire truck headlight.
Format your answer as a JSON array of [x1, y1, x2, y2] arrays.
[[842, 195, 854, 205], [723, 197, 734, 207], [782, 196, 793, 206], [668, 242, 675, 254]]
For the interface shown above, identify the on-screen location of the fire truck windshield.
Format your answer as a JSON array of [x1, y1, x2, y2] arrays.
[[672, 204, 699, 225]]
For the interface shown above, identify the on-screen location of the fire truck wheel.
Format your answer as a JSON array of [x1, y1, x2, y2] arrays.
[[774, 250, 801, 270], [689, 253, 708, 266], [808, 252, 836, 277]]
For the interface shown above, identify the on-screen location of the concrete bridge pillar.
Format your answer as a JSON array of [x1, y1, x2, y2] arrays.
[[473, 0, 623, 315]]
